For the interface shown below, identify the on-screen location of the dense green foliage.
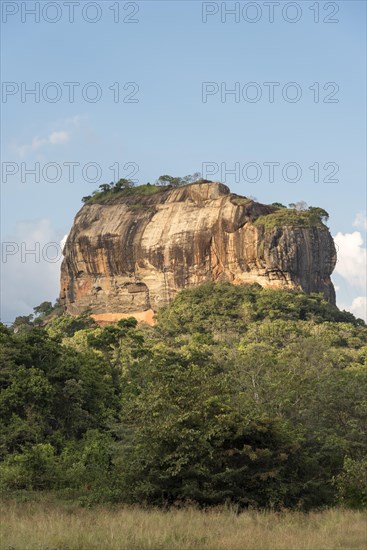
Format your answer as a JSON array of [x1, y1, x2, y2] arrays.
[[13, 299, 63, 332], [254, 206, 330, 230], [1, 285, 366, 509]]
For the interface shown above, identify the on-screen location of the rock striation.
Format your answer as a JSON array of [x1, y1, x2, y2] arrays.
[[60, 182, 336, 322]]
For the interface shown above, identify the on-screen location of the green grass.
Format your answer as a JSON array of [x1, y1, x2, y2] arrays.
[[1, 498, 366, 550], [85, 184, 166, 205], [254, 208, 326, 230]]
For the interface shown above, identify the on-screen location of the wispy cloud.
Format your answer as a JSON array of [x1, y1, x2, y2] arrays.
[[48, 131, 69, 145], [13, 115, 84, 158], [353, 212, 367, 231], [15, 130, 70, 158], [64, 114, 85, 127]]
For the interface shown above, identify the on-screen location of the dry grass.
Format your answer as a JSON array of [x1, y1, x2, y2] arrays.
[[0, 499, 366, 550]]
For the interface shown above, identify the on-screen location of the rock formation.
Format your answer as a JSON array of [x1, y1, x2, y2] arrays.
[[60, 182, 336, 322]]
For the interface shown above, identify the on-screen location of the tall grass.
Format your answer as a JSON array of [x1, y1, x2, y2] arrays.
[[1, 499, 366, 550]]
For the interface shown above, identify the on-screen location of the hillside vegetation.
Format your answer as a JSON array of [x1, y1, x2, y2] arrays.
[[254, 206, 329, 229], [81, 173, 203, 205], [81, 177, 330, 230], [1, 284, 366, 510]]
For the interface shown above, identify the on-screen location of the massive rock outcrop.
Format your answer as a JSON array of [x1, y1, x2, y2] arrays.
[[60, 182, 336, 322]]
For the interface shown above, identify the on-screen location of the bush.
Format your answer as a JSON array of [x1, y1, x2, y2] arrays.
[[254, 207, 329, 230], [335, 457, 367, 509], [0, 444, 58, 490]]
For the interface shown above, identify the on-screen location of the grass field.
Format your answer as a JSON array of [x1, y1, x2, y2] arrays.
[[0, 499, 366, 550]]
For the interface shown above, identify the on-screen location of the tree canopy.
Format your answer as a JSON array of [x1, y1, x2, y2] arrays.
[[1, 284, 366, 509]]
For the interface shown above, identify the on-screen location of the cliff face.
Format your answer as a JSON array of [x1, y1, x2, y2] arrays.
[[60, 182, 336, 321]]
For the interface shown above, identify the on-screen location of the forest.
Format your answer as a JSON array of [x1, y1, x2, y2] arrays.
[[1, 283, 366, 510]]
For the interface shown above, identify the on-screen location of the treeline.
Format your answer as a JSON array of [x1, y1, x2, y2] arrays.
[[81, 173, 205, 204], [80, 177, 330, 231], [1, 284, 366, 509], [11, 300, 63, 331]]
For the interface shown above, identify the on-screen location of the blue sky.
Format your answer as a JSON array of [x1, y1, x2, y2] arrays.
[[1, 0, 366, 321]]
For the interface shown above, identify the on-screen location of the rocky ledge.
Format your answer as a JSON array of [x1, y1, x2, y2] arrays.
[[60, 182, 336, 322]]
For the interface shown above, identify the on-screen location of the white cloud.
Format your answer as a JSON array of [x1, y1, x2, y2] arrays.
[[16, 136, 46, 157], [349, 296, 367, 321], [353, 213, 367, 231], [60, 234, 68, 252], [1, 219, 65, 322], [49, 131, 69, 145], [340, 296, 367, 322], [13, 115, 84, 158], [30, 136, 47, 150], [15, 130, 70, 157], [65, 114, 85, 127], [333, 231, 367, 290]]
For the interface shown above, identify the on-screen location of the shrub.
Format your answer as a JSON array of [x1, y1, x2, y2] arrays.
[[254, 207, 329, 230], [0, 444, 58, 490], [335, 457, 367, 509]]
